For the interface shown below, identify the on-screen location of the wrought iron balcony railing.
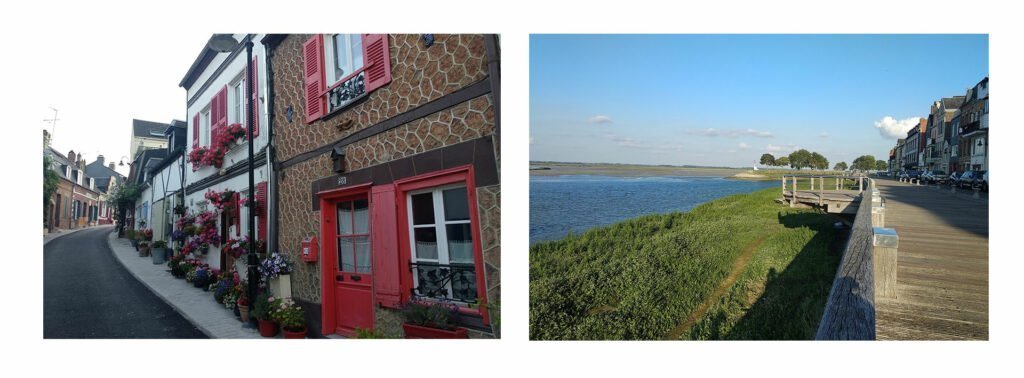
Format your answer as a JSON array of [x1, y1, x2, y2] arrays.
[[409, 261, 478, 303]]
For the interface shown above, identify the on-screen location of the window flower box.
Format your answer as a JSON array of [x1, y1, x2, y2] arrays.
[[401, 323, 468, 339]]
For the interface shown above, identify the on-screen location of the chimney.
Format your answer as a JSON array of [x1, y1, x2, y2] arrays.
[[109, 162, 116, 170], [43, 130, 51, 148], [68, 150, 76, 163], [97, 155, 105, 167]]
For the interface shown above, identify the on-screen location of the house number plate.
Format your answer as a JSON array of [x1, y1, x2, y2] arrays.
[[337, 176, 347, 186]]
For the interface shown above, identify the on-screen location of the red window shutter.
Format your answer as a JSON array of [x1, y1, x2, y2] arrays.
[[302, 35, 325, 124], [217, 85, 229, 144], [370, 184, 401, 308], [208, 96, 218, 147], [192, 113, 200, 145], [362, 34, 392, 93], [233, 192, 241, 236], [250, 56, 260, 138], [256, 181, 268, 241]]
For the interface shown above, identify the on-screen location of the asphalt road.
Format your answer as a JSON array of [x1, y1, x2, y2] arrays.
[[43, 226, 207, 338]]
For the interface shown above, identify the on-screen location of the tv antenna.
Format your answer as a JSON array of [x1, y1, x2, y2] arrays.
[[44, 107, 59, 143]]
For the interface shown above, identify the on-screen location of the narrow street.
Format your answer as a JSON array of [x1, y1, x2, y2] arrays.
[[43, 226, 206, 338]]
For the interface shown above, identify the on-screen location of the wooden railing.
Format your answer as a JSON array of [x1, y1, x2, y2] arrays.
[[814, 178, 899, 340], [781, 174, 866, 207]]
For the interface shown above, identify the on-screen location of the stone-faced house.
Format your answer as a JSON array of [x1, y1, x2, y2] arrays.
[[262, 34, 500, 338], [45, 147, 104, 231]]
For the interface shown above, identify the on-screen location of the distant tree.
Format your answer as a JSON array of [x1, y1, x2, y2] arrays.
[[810, 152, 828, 170], [834, 162, 848, 171], [851, 155, 877, 171], [759, 153, 776, 167], [875, 160, 888, 171], [788, 149, 814, 170], [776, 156, 790, 167]]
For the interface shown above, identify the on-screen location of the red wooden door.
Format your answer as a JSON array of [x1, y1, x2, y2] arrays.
[[330, 197, 374, 336]]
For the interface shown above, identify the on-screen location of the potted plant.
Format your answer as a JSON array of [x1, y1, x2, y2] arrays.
[[151, 240, 168, 264], [136, 228, 153, 257], [193, 267, 211, 289], [272, 297, 307, 339], [252, 292, 278, 337], [259, 252, 293, 298], [127, 229, 138, 249], [236, 289, 251, 323], [400, 300, 469, 339]]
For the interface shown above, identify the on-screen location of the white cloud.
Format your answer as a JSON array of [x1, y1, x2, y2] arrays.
[[588, 115, 613, 124], [819, 132, 829, 138], [766, 143, 800, 153], [739, 142, 750, 150], [688, 128, 773, 138], [874, 116, 920, 139]]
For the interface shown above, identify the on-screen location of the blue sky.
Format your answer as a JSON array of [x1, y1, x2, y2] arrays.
[[530, 34, 988, 168]]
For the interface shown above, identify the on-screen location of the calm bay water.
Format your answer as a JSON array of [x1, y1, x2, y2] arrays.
[[530, 175, 776, 244]]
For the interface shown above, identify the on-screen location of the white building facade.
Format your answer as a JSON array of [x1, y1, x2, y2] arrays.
[[180, 34, 271, 273]]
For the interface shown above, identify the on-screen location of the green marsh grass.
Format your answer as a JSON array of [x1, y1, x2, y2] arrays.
[[529, 188, 841, 340]]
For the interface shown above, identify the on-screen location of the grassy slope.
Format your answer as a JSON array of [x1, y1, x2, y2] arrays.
[[529, 188, 840, 340]]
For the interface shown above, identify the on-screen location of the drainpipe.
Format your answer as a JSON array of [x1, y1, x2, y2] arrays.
[[263, 36, 279, 253]]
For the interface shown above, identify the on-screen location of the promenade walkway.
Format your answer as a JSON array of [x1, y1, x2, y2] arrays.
[[873, 179, 988, 340]]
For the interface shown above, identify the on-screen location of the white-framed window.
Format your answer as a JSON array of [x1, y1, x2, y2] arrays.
[[406, 184, 477, 302], [229, 75, 245, 125], [200, 106, 212, 146], [323, 34, 364, 87]]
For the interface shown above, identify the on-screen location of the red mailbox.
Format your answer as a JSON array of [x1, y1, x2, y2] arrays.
[[301, 235, 319, 263]]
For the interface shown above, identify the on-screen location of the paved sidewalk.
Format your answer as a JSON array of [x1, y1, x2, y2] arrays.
[[106, 231, 261, 339]]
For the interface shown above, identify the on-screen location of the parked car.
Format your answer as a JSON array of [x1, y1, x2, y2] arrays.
[[948, 171, 962, 186], [967, 170, 987, 190], [924, 170, 948, 184], [957, 171, 984, 189], [901, 170, 922, 181]]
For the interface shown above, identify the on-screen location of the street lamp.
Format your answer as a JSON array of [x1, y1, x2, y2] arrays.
[[207, 34, 258, 319]]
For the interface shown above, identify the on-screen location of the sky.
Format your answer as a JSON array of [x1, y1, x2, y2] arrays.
[[530, 34, 989, 168], [14, 29, 211, 177]]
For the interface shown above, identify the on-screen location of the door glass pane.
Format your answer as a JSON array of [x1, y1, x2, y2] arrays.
[[442, 187, 470, 221], [338, 237, 355, 272], [354, 235, 370, 273], [411, 193, 435, 225], [446, 223, 474, 263], [337, 201, 353, 235], [413, 227, 438, 260], [353, 199, 369, 234]]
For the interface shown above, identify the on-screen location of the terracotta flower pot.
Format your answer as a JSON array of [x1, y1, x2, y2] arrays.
[[238, 304, 250, 323], [258, 319, 278, 337], [402, 323, 469, 339], [282, 325, 307, 339]]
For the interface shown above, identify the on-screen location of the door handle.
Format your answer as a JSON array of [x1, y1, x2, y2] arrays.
[[350, 275, 361, 282], [336, 275, 344, 281]]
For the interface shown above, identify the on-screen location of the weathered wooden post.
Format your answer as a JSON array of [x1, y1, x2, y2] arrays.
[[782, 176, 786, 196], [870, 188, 884, 227], [859, 177, 863, 192], [811, 176, 815, 191], [819, 177, 824, 206], [790, 176, 796, 208], [872, 227, 899, 300], [836, 177, 840, 191]]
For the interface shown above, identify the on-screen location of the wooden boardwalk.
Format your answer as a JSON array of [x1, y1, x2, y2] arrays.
[[873, 179, 988, 340]]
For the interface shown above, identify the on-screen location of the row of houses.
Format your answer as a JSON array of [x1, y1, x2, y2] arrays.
[[888, 77, 988, 173], [44, 130, 125, 232], [127, 34, 501, 338]]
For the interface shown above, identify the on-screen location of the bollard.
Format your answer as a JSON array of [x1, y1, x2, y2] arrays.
[[871, 200, 885, 227], [873, 227, 899, 300]]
